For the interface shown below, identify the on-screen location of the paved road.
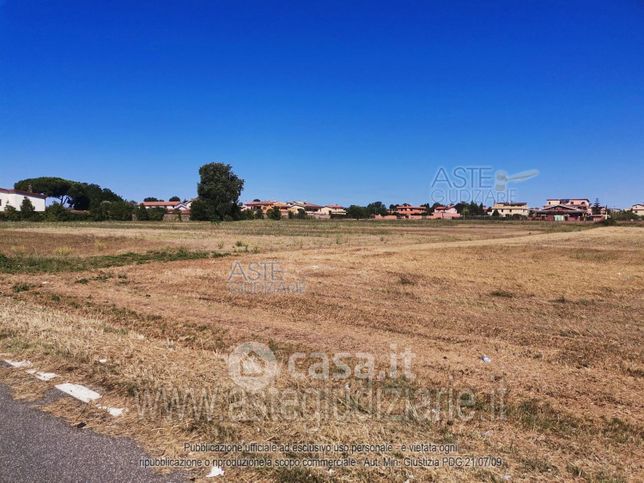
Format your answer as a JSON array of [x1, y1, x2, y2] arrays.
[[0, 384, 186, 482]]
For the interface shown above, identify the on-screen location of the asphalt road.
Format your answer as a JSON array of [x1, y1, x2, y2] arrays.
[[0, 384, 186, 482]]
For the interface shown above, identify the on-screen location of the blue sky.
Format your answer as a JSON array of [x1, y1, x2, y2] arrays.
[[1, 0, 642, 207]]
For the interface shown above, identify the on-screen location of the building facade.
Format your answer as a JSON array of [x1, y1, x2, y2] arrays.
[[489, 202, 529, 217], [0, 188, 47, 212]]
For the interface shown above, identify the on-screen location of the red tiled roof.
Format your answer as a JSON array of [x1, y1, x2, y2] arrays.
[[244, 200, 278, 206], [141, 201, 177, 207]]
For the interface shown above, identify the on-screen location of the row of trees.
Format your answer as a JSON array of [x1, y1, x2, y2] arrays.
[[0, 199, 137, 222], [14, 177, 124, 210]]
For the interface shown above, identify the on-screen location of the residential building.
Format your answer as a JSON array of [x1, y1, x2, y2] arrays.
[[489, 202, 529, 218], [546, 198, 591, 214], [393, 204, 426, 219], [242, 200, 281, 214], [430, 205, 461, 219], [320, 204, 347, 217], [632, 203, 644, 217], [531, 204, 589, 222], [140, 201, 179, 211], [289, 201, 323, 217], [0, 188, 47, 212]]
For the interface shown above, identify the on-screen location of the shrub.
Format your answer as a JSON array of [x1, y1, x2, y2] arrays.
[[147, 207, 166, 221], [190, 198, 211, 221], [91, 200, 133, 221], [44, 203, 69, 221], [4, 206, 21, 221], [20, 198, 36, 219], [267, 206, 282, 220]]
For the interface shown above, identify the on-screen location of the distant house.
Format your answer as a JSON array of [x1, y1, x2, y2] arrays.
[[489, 202, 529, 218], [0, 188, 47, 212], [531, 204, 588, 222], [139, 199, 192, 220], [289, 201, 323, 217], [546, 198, 591, 214], [140, 201, 179, 211], [430, 205, 461, 219], [242, 200, 280, 214], [320, 204, 347, 217], [393, 204, 426, 219], [242, 200, 345, 219], [173, 200, 192, 213], [632, 203, 644, 217]]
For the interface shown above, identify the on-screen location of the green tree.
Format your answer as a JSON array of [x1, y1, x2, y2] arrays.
[[192, 163, 244, 221], [147, 207, 166, 221], [44, 203, 69, 221], [91, 201, 133, 221], [346, 205, 370, 219], [134, 205, 150, 221], [20, 198, 36, 219], [169, 196, 181, 202], [367, 201, 388, 216], [15, 177, 72, 205], [4, 205, 20, 221], [189, 199, 210, 221], [592, 198, 602, 215], [492, 209, 500, 217], [267, 206, 282, 220]]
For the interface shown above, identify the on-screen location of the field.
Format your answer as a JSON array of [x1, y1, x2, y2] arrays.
[[0, 220, 642, 482]]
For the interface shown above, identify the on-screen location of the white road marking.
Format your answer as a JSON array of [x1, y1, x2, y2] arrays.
[[98, 405, 125, 417], [55, 383, 101, 403], [26, 369, 58, 381], [3, 359, 33, 368], [34, 371, 58, 381], [7, 358, 123, 417]]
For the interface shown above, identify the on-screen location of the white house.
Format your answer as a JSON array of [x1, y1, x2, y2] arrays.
[[489, 202, 530, 217], [0, 188, 47, 212], [320, 205, 347, 217], [632, 203, 644, 217]]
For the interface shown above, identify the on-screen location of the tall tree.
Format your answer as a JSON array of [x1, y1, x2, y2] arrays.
[[15, 177, 72, 205], [192, 163, 244, 221], [592, 198, 603, 215], [367, 201, 388, 216]]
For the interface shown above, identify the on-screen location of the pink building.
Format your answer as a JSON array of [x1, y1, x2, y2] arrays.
[[393, 204, 426, 219], [430, 205, 461, 219]]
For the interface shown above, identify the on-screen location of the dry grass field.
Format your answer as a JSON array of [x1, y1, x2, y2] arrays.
[[0, 220, 642, 482]]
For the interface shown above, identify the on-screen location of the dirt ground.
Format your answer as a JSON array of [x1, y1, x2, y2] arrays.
[[0, 220, 642, 482]]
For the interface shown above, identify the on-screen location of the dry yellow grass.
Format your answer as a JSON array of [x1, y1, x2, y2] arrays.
[[0, 220, 642, 482]]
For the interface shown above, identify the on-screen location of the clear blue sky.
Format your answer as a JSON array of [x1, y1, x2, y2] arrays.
[[1, 0, 643, 207]]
